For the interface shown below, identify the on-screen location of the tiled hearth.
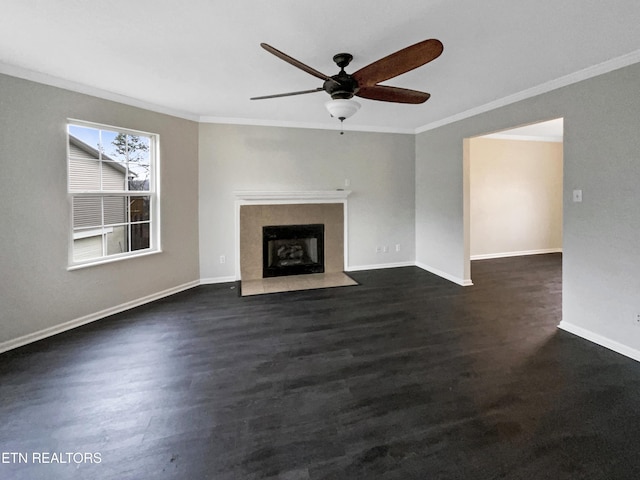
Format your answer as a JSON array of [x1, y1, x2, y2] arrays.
[[234, 191, 354, 295], [240, 272, 357, 296]]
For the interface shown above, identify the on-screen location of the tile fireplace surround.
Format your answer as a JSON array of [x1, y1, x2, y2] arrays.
[[234, 191, 351, 282]]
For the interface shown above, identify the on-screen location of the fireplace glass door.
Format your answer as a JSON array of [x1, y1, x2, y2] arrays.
[[263, 224, 325, 277]]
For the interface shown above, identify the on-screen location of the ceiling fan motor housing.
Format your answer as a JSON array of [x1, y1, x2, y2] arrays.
[[321, 52, 358, 99], [324, 73, 359, 99]]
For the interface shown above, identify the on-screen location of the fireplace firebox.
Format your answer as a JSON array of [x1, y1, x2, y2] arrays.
[[263, 224, 324, 277]]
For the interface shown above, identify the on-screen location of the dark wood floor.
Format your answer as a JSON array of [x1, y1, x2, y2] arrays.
[[2, 253, 640, 479]]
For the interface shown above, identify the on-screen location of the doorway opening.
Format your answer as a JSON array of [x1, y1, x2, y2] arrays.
[[464, 118, 564, 284]]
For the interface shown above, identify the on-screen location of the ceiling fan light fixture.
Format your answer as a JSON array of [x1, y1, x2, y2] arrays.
[[325, 99, 361, 121]]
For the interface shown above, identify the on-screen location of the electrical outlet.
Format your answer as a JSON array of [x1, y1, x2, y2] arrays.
[[344, 178, 351, 187], [220, 255, 226, 264], [395, 244, 401, 252], [635, 313, 640, 325], [572, 189, 583, 202], [383, 246, 389, 253]]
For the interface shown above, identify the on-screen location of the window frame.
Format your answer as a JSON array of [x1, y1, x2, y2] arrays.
[[66, 119, 161, 270]]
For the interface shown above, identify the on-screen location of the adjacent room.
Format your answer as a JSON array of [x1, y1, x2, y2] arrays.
[[2, 2, 640, 478], [467, 118, 564, 265]]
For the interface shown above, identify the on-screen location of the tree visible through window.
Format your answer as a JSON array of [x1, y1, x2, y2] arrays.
[[67, 122, 159, 266]]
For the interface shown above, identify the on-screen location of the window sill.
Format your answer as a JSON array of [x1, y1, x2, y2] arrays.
[[67, 249, 162, 271]]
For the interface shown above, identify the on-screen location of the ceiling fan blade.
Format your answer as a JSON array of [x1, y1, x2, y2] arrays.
[[353, 39, 443, 87], [251, 87, 324, 100], [355, 85, 431, 104], [261, 43, 332, 81]]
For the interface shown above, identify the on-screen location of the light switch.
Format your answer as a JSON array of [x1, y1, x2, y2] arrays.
[[572, 189, 583, 202]]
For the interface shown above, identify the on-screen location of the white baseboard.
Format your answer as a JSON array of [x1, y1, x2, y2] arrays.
[[415, 262, 473, 286], [200, 276, 237, 285], [558, 321, 640, 363], [346, 261, 415, 272], [0, 280, 200, 355], [471, 248, 562, 261]]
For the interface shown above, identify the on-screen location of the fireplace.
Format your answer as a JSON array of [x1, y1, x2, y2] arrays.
[[263, 224, 324, 277], [235, 194, 349, 281]]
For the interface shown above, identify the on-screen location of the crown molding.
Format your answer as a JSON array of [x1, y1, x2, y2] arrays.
[[0, 62, 200, 122], [415, 49, 640, 134], [0, 61, 408, 132], [198, 115, 414, 134], [4, 47, 640, 135], [0, 62, 412, 134]]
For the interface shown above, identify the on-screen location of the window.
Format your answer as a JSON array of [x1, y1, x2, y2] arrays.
[[67, 121, 159, 268]]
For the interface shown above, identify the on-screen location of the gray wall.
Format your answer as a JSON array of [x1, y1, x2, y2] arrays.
[[416, 125, 468, 283], [198, 123, 416, 281], [0, 74, 200, 347], [416, 62, 640, 353]]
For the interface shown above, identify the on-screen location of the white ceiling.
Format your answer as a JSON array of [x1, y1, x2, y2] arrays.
[[1, 1, 640, 133]]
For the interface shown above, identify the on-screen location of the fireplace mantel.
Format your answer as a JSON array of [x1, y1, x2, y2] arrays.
[[234, 190, 351, 203]]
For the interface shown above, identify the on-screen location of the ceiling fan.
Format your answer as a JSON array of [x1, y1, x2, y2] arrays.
[[251, 39, 444, 127]]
